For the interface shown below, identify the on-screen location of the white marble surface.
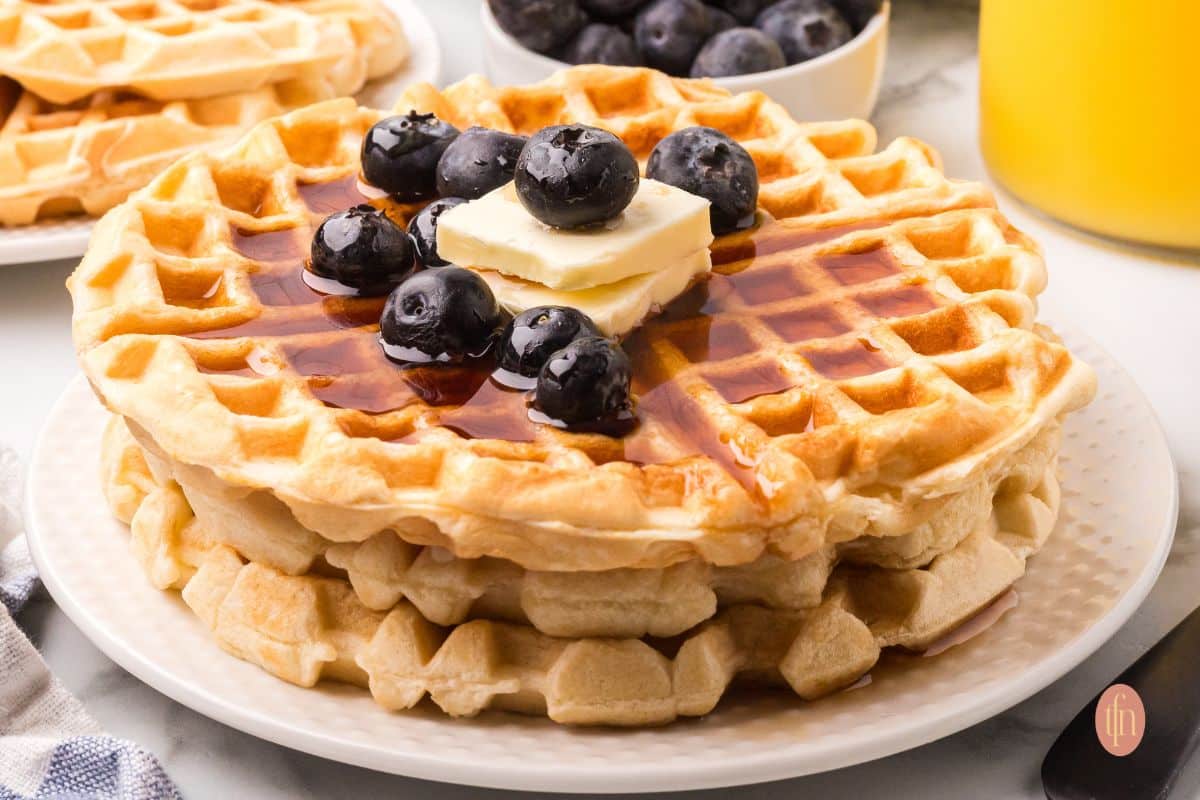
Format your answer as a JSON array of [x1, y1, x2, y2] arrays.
[[3, 1, 1198, 797]]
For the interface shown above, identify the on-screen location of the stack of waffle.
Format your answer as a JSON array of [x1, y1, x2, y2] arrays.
[[71, 66, 1096, 726], [0, 0, 408, 226]]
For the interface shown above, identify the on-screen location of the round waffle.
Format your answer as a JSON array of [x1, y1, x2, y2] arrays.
[[103, 411, 1062, 725], [0, 0, 407, 104], [0, 77, 338, 226], [68, 66, 1096, 571], [106, 414, 1060, 639]]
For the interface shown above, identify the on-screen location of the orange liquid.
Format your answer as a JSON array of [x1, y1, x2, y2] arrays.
[[979, 0, 1200, 249]]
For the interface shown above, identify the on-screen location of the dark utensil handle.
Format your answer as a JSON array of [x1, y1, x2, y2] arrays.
[[1042, 604, 1200, 800]]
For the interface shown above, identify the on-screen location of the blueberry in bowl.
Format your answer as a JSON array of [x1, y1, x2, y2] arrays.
[[408, 197, 466, 268], [380, 267, 506, 364], [497, 306, 604, 385], [361, 111, 459, 202], [514, 124, 640, 229], [307, 205, 415, 296], [435, 126, 527, 200], [705, 5, 737, 34], [533, 336, 634, 426], [754, 0, 853, 64], [561, 23, 643, 66], [710, 0, 776, 24], [489, 0, 587, 53], [579, 0, 649, 19], [633, 0, 720, 77], [690, 27, 785, 78], [647, 126, 759, 235]]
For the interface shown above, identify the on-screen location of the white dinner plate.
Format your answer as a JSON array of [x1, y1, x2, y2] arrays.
[[0, 0, 441, 268], [26, 325, 1177, 794]]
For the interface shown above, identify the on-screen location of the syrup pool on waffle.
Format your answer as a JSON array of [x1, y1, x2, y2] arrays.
[[187, 172, 944, 494]]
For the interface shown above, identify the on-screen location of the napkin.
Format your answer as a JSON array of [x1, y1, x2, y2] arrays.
[[0, 446, 180, 800]]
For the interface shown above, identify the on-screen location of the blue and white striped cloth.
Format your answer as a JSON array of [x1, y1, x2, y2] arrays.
[[0, 447, 180, 800]]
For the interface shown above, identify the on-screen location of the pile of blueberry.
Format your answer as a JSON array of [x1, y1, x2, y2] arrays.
[[303, 110, 759, 428], [489, 0, 882, 78]]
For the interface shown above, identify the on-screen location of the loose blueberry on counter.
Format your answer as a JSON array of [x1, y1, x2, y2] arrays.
[[647, 126, 759, 235], [708, 0, 774, 24], [497, 306, 603, 385], [634, 0, 718, 76], [514, 124, 640, 229], [361, 111, 460, 202], [408, 197, 466, 267], [755, 0, 852, 64], [832, 0, 881, 31], [489, 0, 587, 53], [690, 27, 785, 77], [380, 267, 505, 363], [534, 336, 633, 425], [580, 0, 649, 18], [435, 127, 527, 200], [561, 23, 643, 66], [307, 205, 415, 295]]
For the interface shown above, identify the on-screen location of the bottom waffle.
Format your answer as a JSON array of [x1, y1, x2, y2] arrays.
[[102, 417, 1061, 726], [105, 416, 1061, 639]]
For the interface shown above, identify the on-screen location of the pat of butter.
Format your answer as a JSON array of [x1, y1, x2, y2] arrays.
[[476, 249, 712, 337], [437, 179, 713, 291]]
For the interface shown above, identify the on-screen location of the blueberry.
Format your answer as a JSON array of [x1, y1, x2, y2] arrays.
[[707, 0, 774, 24], [580, 0, 648, 17], [706, 5, 737, 33], [647, 126, 759, 235], [380, 267, 505, 363], [489, 0, 587, 53], [307, 205, 415, 295], [514, 124, 640, 229], [435, 127, 527, 200], [408, 197, 466, 267], [634, 0, 716, 76], [362, 111, 460, 202], [690, 27, 785, 77], [534, 337, 633, 424], [755, 0, 853, 64], [832, 0, 880, 31], [561, 23, 643, 66], [498, 306, 603, 380]]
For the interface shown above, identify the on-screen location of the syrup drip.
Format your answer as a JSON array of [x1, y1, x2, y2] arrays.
[[189, 179, 946, 494]]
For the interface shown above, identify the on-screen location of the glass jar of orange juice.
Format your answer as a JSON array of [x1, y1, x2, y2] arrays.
[[979, 1, 1199, 249]]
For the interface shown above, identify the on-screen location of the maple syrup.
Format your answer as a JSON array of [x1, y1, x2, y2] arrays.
[[298, 175, 372, 214], [190, 178, 945, 488]]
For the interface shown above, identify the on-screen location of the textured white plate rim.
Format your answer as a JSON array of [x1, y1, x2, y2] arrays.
[[0, 0, 441, 268], [26, 322, 1178, 794]]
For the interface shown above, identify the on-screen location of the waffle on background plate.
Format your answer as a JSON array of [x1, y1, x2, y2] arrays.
[[69, 66, 1096, 725], [0, 0, 408, 227]]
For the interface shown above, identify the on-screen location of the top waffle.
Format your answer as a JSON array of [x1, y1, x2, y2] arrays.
[[68, 66, 1096, 572], [0, 0, 407, 103]]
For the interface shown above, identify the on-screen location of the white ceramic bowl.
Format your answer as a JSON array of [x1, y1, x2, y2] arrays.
[[481, 2, 889, 122]]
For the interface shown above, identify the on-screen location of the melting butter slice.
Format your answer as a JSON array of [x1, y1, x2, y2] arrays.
[[436, 179, 714, 291], [476, 249, 712, 337]]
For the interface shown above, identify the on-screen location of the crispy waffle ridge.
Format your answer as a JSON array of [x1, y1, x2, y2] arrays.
[[106, 415, 1062, 638], [0, 0, 407, 104], [69, 66, 1096, 572], [0, 77, 337, 226], [104, 412, 1061, 725]]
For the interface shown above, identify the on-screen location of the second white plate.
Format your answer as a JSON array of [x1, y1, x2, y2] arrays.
[[26, 325, 1177, 794], [0, 0, 441, 267]]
